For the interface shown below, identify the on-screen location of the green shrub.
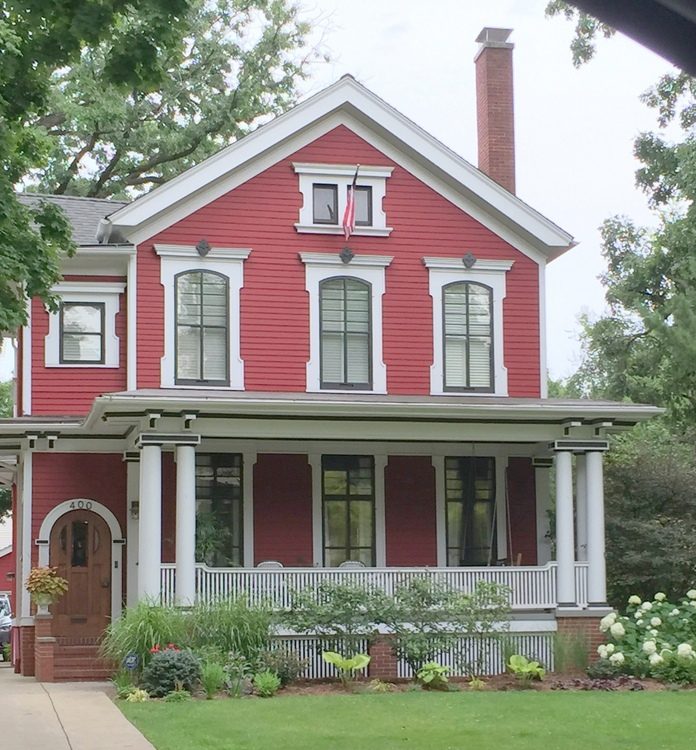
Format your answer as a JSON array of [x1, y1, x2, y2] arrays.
[[586, 658, 623, 680], [111, 669, 136, 699], [651, 654, 696, 685], [365, 679, 394, 693], [596, 591, 696, 682], [125, 688, 149, 703], [142, 648, 201, 698], [201, 660, 226, 699], [416, 661, 450, 690], [163, 689, 192, 702], [553, 632, 590, 673], [257, 648, 308, 686], [382, 579, 511, 677], [101, 602, 188, 669], [507, 654, 545, 683], [224, 651, 253, 697], [322, 651, 371, 688], [189, 599, 271, 662], [252, 670, 281, 697]]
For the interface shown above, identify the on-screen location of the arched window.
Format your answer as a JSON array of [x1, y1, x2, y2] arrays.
[[443, 282, 493, 391], [320, 277, 371, 389], [175, 271, 229, 384]]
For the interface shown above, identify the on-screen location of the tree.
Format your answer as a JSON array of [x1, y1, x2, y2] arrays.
[[0, 0, 191, 334], [29, 1, 317, 198], [545, 1, 615, 67]]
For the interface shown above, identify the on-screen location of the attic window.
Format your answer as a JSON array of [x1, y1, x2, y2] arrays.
[[294, 163, 393, 237]]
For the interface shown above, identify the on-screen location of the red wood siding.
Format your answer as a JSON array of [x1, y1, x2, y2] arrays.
[[0, 550, 13, 592], [139, 125, 540, 396], [253, 454, 313, 566], [30, 293, 127, 415], [162, 453, 176, 564], [506, 457, 537, 566], [30, 454, 127, 568], [385, 456, 437, 566]]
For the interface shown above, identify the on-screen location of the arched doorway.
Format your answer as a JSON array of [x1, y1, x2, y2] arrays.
[[37, 499, 124, 635], [49, 510, 112, 637]]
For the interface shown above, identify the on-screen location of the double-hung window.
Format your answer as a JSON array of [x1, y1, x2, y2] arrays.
[[175, 270, 229, 385], [59, 302, 105, 364], [322, 455, 375, 566], [320, 277, 371, 389], [443, 282, 493, 391], [445, 457, 496, 566]]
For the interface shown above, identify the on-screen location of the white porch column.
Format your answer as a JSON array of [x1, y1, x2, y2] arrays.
[[125, 454, 140, 608], [175, 444, 197, 606], [555, 449, 576, 607], [533, 458, 552, 565], [575, 453, 588, 562], [586, 450, 608, 607], [138, 442, 162, 601]]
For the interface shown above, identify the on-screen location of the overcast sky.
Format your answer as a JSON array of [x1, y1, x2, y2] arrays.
[[0, 0, 675, 383]]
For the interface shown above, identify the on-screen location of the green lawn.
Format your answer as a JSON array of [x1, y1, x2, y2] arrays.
[[122, 690, 696, 750]]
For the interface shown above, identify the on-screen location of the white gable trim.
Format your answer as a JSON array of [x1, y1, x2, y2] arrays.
[[107, 77, 573, 257]]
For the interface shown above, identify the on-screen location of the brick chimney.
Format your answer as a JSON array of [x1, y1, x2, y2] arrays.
[[474, 27, 516, 193]]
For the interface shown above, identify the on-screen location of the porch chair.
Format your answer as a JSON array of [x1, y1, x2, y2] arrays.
[[338, 560, 366, 569], [256, 560, 284, 569]]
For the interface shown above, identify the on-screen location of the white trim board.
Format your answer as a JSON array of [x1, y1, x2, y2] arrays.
[[105, 77, 573, 258]]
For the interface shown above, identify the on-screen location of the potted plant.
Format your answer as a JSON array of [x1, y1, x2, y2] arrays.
[[25, 566, 69, 614]]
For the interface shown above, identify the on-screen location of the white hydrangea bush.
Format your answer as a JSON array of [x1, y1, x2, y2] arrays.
[[595, 591, 696, 683]]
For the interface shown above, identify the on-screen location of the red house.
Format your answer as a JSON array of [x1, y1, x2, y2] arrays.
[[1, 28, 659, 680]]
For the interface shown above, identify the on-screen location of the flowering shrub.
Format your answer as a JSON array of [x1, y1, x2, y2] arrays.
[[595, 590, 696, 683]]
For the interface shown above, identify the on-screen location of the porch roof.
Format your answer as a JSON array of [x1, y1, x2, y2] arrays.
[[89, 389, 661, 428]]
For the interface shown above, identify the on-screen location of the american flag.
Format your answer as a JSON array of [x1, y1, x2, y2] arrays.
[[342, 165, 360, 239]]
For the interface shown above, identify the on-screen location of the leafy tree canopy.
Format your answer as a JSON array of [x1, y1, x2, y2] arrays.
[[0, 0, 191, 335], [28, 0, 318, 198], [0, 380, 12, 518], [545, 1, 615, 67]]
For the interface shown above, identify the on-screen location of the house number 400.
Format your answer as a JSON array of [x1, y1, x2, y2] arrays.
[[69, 500, 93, 510]]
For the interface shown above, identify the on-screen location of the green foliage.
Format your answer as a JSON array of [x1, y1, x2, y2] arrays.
[[201, 661, 226, 700], [597, 592, 696, 682], [164, 688, 192, 702], [416, 662, 450, 690], [188, 599, 271, 662], [321, 651, 371, 687], [142, 648, 201, 698], [586, 658, 624, 680], [554, 632, 590, 673], [111, 669, 136, 699], [223, 651, 253, 697], [124, 688, 149, 703], [285, 581, 387, 640], [30, 0, 320, 199], [508, 655, 545, 682], [0, 1, 188, 334], [257, 648, 308, 686], [252, 669, 281, 697], [195, 513, 234, 567], [381, 579, 511, 676], [650, 654, 696, 685], [100, 602, 188, 669], [2, 643, 11, 662], [365, 679, 394, 693], [545, 2, 615, 67]]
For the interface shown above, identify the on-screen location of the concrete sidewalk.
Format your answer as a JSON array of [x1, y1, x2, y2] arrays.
[[0, 663, 155, 750]]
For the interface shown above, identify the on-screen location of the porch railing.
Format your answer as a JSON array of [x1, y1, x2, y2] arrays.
[[160, 562, 589, 610]]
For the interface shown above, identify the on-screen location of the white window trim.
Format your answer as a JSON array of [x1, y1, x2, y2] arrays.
[[293, 162, 394, 236], [45, 281, 125, 368], [309, 452, 386, 567], [155, 244, 250, 389], [425, 257, 513, 397], [301, 251, 392, 394]]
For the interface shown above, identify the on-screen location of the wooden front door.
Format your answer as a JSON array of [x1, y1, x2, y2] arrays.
[[50, 510, 112, 637]]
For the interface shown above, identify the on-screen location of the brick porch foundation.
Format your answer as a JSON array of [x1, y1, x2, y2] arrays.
[[34, 614, 56, 682], [368, 636, 398, 680], [556, 613, 606, 662], [20, 625, 35, 677]]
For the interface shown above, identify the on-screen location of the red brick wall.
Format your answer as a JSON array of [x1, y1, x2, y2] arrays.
[[476, 44, 515, 193], [506, 457, 537, 566], [137, 125, 541, 396], [253, 454, 313, 566], [385, 456, 437, 566]]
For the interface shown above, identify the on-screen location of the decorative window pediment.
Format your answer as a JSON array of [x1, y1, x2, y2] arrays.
[[293, 163, 393, 236]]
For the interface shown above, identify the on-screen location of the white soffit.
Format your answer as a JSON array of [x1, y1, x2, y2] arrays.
[[106, 76, 574, 260]]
